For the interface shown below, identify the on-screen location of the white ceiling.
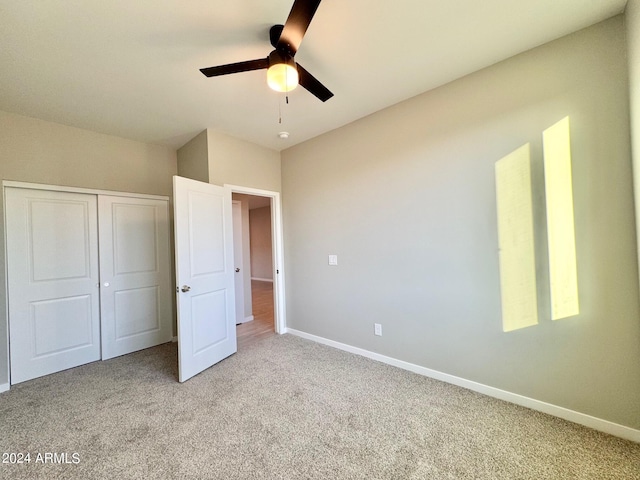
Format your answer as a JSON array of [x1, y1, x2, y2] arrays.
[[0, 0, 628, 152]]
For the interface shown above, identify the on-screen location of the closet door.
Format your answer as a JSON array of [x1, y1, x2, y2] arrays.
[[98, 196, 172, 360], [6, 188, 101, 384]]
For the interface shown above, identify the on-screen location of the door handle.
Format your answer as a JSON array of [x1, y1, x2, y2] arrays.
[[235, 268, 240, 273], [181, 285, 191, 292]]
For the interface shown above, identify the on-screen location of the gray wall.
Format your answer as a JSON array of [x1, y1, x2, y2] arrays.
[[177, 130, 209, 182], [250, 206, 273, 281], [0, 110, 177, 388], [281, 16, 640, 429], [207, 129, 281, 192]]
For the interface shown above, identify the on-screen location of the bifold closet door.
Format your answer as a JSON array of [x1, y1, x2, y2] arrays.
[[98, 196, 172, 360], [6, 188, 101, 384]]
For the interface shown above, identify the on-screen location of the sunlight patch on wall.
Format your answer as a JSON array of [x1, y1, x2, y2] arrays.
[[495, 144, 539, 332], [543, 117, 579, 320]]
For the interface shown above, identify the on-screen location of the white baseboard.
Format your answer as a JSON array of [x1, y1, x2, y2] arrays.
[[285, 328, 640, 444], [241, 315, 254, 323], [251, 277, 273, 283], [0, 382, 9, 393]]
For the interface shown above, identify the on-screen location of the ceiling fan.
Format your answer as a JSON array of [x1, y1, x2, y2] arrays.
[[200, 0, 333, 102]]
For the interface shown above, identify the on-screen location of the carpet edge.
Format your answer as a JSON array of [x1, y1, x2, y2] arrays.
[[285, 328, 640, 444]]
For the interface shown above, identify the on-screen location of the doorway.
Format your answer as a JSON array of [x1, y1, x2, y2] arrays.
[[226, 185, 286, 347]]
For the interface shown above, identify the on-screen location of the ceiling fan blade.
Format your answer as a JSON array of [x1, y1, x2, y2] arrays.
[[296, 63, 333, 102], [200, 58, 269, 77], [277, 0, 322, 55]]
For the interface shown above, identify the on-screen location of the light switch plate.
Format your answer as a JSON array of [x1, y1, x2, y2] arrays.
[[328, 254, 338, 266]]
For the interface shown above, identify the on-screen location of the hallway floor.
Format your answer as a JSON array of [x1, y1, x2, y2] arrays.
[[237, 280, 275, 349]]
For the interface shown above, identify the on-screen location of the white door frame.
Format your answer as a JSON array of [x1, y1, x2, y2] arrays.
[[2, 181, 169, 201], [225, 184, 286, 334]]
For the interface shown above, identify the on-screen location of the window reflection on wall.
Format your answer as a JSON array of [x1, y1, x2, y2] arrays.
[[543, 117, 579, 320], [495, 116, 579, 332], [495, 144, 539, 332]]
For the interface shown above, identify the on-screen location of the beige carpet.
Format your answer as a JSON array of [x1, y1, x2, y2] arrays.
[[0, 334, 638, 479]]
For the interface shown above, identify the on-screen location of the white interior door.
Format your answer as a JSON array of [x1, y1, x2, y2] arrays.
[[6, 188, 101, 384], [173, 176, 237, 383], [98, 195, 172, 360], [232, 200, 245, 324]]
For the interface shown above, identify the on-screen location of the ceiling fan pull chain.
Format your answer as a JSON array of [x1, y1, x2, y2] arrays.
[[285, 68, 289, 105]]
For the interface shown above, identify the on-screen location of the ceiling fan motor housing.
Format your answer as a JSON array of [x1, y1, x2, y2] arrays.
[[269, 24, 286, 50], [268, 49, 296, 69]]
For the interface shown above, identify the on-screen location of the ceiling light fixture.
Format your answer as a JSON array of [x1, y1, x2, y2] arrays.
[[267, 50, 298, 93], [278, 131, 290, 139], [199, 1, 333, 102]]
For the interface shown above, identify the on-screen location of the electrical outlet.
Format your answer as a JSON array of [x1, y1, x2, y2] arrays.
[[328, 254, 338, 266], [374, 323, 382, 336]]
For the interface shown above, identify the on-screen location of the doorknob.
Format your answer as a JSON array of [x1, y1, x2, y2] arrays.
[[235, 268, 240, 273], [181, 285, 191, 292]]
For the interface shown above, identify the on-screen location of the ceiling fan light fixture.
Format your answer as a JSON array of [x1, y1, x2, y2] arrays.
[[267, 51, 298, 92]]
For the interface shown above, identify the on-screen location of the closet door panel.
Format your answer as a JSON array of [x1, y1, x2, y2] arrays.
[[99, 196, 172, 359], [6, 188, 101, 384]]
